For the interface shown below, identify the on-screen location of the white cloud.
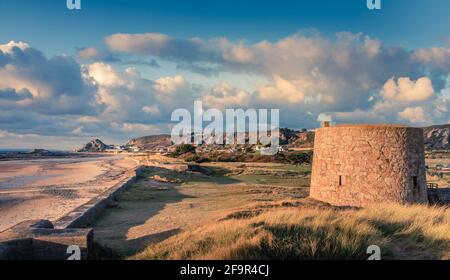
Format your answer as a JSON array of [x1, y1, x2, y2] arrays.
[[222, 43, 254, 63], [0, 41, 97, 115], [0, 41, 29, 53], [257, 75, 306, 104], [202, 82, 251, 108], [78, 47, 101, 60], [142, 105, 159, 114], [2, 31, 450, 149], [398, 106, 428, 123], [154, 75, 187, 93], [381, 77, 434, 102], [103, 32, 450, 128], [71, 126, 84, 135], [106, 33, 171, 54], [0, 129, 23, 138], [111, 122, 161, 135], [363, 36, 381, 58], [88, 62, 125, 87], [412, 47, 450, 70]]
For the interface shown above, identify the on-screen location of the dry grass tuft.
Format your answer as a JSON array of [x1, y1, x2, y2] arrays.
[[133, 203, 449, 260]]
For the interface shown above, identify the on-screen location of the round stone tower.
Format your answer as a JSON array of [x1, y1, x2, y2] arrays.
[[310, 124, 428, 207]]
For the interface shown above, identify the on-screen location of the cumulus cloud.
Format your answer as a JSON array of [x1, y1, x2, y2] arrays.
[[222, 43, 255, 63], [102, 31, 450, 128], [104, 31, 443, 122], [0, 41, 29, 53], [105, 33, 223, 63], [142, 105, 160, 114], [0, 42, 97, 115], [256, 76, 306, 104], [154, 75, 187, 93], [88, 62, 125, 87], [2, 29, 450, 149], [85, 63, 200, 128], [77, 46, 160, 67], [0, 42, 171, 148], [381, 77, 434, 102], [78, 47, 103, 60], [398, 106, 429, 123], [412, 47, 450, 71], [202, 82, 251, 109]]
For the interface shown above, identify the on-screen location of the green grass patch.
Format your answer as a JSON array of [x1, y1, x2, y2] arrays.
[[118, 185, 155, 201]]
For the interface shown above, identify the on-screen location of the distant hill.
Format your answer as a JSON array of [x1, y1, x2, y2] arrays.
[[126, 135, 173, 150], [279, 128, 315, 148], [78, 124, 450, 153], [77, 139, 110, 152], [280, 124, 450, 150], [423, 124, 450, 150], [126, 130, 314, 149], [281, 124, 450, 150], [282, 124, 450, 150]]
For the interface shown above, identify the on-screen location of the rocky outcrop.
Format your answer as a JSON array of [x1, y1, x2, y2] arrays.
[[423, 125, 450, 150], [27, 149, 53, 156], [77, 139, 109, 152], [277, 125, 450, 150], [126, 135, 172, 151]]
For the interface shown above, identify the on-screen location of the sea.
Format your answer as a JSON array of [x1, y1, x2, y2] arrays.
[[0, 148, 68, 154], [0, 148, 32, 154]]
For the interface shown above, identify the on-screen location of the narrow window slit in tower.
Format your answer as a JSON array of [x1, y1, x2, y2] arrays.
[[412, 176, 418, 189], [339, 175, 343, 186]]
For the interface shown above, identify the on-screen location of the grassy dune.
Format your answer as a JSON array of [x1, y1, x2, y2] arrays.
[[134, 202, 450, 260]]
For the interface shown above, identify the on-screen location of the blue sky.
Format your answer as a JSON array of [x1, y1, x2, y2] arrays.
[[1, 0, 449, 54], [0, 0, 449, 149]]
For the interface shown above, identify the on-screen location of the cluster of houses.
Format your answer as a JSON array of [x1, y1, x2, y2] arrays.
[[193, 144, 290, 155], [104, 145, 172, 154], [432, 164, 450, 173], [104, 145, 139, 153], [97, 127, 315, 155]]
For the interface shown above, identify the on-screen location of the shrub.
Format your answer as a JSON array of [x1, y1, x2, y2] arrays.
[[185, 154, 210, 163], [286, 151, 313, 165], [171, 144, 196, 156]]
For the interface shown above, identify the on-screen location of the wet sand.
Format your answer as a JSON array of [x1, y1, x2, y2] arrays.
[[0, 155, 138, 231]]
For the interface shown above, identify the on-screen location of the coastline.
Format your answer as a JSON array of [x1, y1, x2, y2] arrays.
[[0, 154, 139, 231]]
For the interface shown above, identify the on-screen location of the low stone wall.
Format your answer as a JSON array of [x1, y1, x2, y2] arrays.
[[54, 166, 143, 229], [0, 220, 93, 260], [0, 166, 144, 260]]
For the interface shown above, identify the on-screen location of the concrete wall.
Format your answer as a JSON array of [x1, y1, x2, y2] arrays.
[[0, 220, 92, 260], [310, 125, 428, 207], [54, 166, 143, 229], [0, 166, 144, 260]]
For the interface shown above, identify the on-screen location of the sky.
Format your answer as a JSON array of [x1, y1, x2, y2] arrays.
[[0, 0, 450, 149]]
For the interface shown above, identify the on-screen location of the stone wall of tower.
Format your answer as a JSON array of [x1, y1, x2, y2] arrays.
[[310, 125, 428, 207]]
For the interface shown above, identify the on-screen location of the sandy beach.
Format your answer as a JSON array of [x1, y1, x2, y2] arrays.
[[0, 155, 138, 231]]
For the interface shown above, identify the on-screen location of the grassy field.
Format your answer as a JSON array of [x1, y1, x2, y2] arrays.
[[135, 203, 449, 260], [426, 156, 450, 187], [92, 155, 450, 260], [92, 159, 311, 257]]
